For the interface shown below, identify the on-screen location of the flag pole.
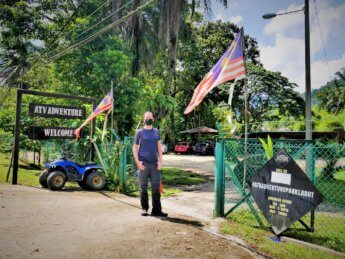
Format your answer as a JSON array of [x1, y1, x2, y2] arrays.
[[111, 81, 114, 143], [241, 27, 249, 190]]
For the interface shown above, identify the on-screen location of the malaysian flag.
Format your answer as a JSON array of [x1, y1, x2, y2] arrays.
[[184, 29, 246, 115], [74, 90, 113, 139]]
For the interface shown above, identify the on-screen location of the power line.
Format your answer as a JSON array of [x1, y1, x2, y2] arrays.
[[75, 0, 133, 39], [40, 0, 89, 58], [43, 0, 132, 59], [313, 0, 332, 81], [46, 0, 157, 63], [26, 0, 109, 76], [42, 0, 111, 58]]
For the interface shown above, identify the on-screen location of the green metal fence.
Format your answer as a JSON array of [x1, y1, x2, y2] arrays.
[[214, 138, 345, 250], [122, 137, 140, 193]]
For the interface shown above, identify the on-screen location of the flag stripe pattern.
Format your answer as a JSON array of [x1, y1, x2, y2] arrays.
[[184, 30, 246, 114], [74, 90, 113, 139]]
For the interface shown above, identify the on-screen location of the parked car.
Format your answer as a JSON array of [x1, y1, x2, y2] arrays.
[[174, 142, 193, 154], [160, 141, 168, 154], [39, 158, 105, 191], [193, 141, 215, 155]]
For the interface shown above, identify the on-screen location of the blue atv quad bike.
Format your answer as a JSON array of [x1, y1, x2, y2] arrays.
[[39, 158, 106, 191]]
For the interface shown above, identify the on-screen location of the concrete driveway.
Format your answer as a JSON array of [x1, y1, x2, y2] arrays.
[[163, 154, 215, 179], [161, 154, 216, 221], [0, 185, 254, 258]]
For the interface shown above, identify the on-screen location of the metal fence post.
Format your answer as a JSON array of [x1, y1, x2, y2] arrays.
[[214, 140, 225, 217], [310, 141, 316, 232], [121, 137, 128, 192]]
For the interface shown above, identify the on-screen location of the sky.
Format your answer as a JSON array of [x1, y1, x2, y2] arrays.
[[208, 0, 345, 93]]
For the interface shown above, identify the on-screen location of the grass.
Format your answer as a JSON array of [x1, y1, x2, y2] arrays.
[[0, 152, 41, 186], [126, 167, 207, 197], [221, 219, 340, 259], [128, 187, 183, 197], [161, 167, 207, 185], [222, 208, 345, 254], [1, 153, 196, 197]]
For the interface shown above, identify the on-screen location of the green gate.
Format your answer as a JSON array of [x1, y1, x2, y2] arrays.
[[214, 138, 345, 247]]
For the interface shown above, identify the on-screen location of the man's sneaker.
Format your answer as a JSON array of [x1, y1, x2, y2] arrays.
[[151, 211, 168, 217], [141, 210, 148, 216]]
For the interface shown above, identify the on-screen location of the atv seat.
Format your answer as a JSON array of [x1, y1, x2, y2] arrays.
[[75, 162, 97, 167]]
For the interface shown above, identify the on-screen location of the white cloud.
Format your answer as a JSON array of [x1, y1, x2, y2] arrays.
[[229, 15, 243, 24], [260, 1, 345, 92], [264, 4, 304, 35], [310, 1, 345, 56], [215, 13, 224, 21], [310, 54, 345, 90], [260, 34, 305, 88]]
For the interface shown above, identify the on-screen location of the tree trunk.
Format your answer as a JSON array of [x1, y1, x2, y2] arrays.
[[131, 0, 141, 76], [111, 0, 122, 34]]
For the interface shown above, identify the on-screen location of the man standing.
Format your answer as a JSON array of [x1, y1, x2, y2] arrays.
[[133, 111, 168, 217]]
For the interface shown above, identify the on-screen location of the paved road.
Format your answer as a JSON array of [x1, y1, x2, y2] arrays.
[[162, 154, 216, 221], [0, 185, 254, 258]]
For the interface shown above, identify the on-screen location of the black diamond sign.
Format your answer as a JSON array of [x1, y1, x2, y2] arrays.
[[249, 149, 323, 235]]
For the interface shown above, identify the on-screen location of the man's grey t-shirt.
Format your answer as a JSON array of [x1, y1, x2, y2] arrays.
[[135, 128, 161, 163]]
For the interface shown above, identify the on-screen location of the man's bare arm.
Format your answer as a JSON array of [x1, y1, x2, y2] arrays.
[[157, 141, 163, 170]]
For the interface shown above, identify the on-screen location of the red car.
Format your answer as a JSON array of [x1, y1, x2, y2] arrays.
[[174, 142, 193, 154]]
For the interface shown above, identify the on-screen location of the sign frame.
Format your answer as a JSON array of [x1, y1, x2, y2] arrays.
[[12, 89, 97, 185]]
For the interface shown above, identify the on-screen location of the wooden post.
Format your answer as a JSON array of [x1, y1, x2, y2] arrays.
[[12, 89, 22, 184]]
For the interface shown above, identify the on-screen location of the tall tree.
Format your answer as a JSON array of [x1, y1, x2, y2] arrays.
[[175, 21, 303, 134], [0, 0, 80, 84], [316, 68, 345, 114], [51, 36, 142, 136]]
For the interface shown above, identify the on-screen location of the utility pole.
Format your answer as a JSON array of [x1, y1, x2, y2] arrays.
[[305, 0, 312, 141]]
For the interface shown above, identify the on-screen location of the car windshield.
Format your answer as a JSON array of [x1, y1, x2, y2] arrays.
[[178, 142, 188, 145]]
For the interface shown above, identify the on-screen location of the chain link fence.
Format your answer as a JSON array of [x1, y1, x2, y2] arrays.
[[221, 138, 345, 252]]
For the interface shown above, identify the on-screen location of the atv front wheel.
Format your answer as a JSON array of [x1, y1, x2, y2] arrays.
[[47, 171, 66, 191], [86, 171, 105, 191], [39, 171, 49, 188]]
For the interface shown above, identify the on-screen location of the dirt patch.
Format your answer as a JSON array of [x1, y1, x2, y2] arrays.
[[0, 185, 254, 258]]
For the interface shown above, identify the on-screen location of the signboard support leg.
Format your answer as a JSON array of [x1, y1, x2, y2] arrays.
[[224, 193, 250, 217], [12, 89, 22, 185], [224, 161, 264, 227], [298, 219, 312, 232]]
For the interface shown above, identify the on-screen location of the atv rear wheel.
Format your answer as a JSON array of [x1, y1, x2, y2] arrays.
[[47, 171, 66, 191], [86, 171, 105, 191], [39, 171, 49, 188]]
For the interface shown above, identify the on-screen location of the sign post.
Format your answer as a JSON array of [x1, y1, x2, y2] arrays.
[[12, 89, 96, 185], [249, 149, 323, 235]]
